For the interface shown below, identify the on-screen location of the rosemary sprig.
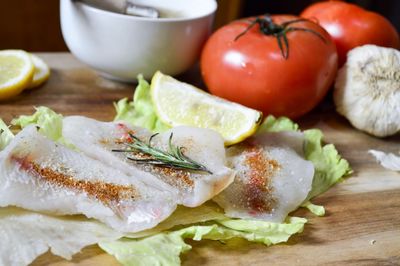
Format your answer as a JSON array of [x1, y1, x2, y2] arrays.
[[112, 133, 212, 174]]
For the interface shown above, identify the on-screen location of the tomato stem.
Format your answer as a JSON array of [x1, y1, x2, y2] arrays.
[[235, 15, 326, 59]]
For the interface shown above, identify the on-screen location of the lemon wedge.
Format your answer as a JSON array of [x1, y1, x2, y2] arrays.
[[151, 71, 263, 145], [0, 50, 34, 100], [28, 54, 50, 89]]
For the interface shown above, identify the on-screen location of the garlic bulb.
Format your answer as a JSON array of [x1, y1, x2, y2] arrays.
[[334, 45, 400, 137]]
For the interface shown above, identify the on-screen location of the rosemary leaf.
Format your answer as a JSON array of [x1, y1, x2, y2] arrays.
[[113, 133, 212, 174]]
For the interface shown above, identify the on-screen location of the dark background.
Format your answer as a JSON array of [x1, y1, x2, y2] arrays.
[[242, 0, 400, 31], [0, 0, 399, 51]]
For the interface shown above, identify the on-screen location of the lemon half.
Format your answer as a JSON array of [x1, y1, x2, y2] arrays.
[[151, 71, 263, 145], [0, 50, 34, 100]]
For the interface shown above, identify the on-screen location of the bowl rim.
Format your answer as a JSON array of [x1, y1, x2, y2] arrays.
[[73, 0, 218, 22]]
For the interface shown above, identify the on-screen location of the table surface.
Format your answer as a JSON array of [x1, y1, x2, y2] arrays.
[[1, 53, 399, 266]]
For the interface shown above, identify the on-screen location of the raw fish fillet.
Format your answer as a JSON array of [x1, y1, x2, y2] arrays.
[[62, 116, 235, 207], [214, 131, 314, 223], [0, 126, 177, 233]]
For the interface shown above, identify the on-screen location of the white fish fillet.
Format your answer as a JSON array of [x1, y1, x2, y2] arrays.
[[0, 126, 177, 233], [62, 116, 235, 207], [0, 207, 123, 266], [214, 131, 314, 223]]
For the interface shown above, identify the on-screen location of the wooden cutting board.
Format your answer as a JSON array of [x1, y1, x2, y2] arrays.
[[1, 53, 399, 266]]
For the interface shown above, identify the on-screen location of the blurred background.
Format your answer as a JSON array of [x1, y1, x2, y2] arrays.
[[0, 0, 399, 52]]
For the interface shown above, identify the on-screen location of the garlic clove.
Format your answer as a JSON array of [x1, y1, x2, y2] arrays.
[[334, 45, 400, 137]]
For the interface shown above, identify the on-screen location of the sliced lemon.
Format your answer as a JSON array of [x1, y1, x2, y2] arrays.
[[0, 50, 34, 100], [151, 71, 263, 145], [27, 54, 50, 89]]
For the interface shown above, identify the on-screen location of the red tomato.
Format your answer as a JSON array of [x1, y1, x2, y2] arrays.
[[301, 1, 400, 66], [200, 15, 338, 119]]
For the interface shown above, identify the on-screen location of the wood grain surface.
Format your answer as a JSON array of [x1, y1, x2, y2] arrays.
[[1, 53, 399, 266]]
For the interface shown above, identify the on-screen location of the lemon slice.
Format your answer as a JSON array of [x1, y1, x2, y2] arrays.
[[0, 50, 34, 100], [151, 71, 263, 145], [28, 54, 50, 89]]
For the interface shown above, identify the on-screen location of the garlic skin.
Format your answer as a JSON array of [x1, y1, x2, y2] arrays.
[[334, 45, 400, 137], [369, 149, 400, 171]]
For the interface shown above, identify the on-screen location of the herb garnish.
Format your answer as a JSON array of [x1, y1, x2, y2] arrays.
[[235, 14, 326, 59], [112, 133, 212, 174]]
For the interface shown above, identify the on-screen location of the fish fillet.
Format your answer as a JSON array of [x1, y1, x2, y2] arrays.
[[0, 126, 177, 233], [214, 131, 314, 223], [62, 116, 235, 207]]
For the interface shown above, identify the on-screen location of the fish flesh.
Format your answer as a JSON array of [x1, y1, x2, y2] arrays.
[[62, 116, 235, 207], [0, 126, 177, 233], [213, 131, 314, 223]]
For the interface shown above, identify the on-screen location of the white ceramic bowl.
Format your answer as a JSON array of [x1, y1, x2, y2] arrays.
[[60, 0, 217, 82]]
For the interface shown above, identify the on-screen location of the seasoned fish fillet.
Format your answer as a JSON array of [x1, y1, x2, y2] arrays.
[[0, 126, 177, 233], [62, 116, 235, 207], [213, 131, 314, 223]]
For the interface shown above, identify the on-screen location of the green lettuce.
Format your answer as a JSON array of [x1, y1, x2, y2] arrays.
[[0, 207, 123, 266], [125, 202, 226, 239], [304, 129, 352, 199], [301, 201, 325, 217], [11, 106, 74, 148], [257, 115, 299, 132], [0, 119, 14, 150], [114, 75, 169, 132], [100, 217, 306, 266]]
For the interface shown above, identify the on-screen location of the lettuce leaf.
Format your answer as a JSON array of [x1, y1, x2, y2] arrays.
[[257, 115, 299, 133], [114, 75, 169, 132], [125, 201, 226, 239], [100, 182, 307, 266], [0, 207, 123, 266], [301, 201, 325, 217], [303, 129, 352, 199], [11, 106, 63, 140], [0, 119, 14, 150], [11, 106, 75, 149], [100, 217, 306, 266]]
